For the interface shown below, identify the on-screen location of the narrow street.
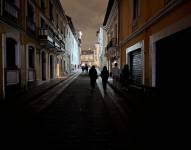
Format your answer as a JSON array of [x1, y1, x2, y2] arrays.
[[0, 72, 145, 149], [1, 0, 190, 149]]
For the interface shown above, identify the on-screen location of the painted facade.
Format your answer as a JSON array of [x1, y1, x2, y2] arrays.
[[103, 0, 191, 91], [119, 0, 191, 88], [0, 0, 76, 99]]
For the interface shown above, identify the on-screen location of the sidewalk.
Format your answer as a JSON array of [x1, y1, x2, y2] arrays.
[[107, 77, 145, 113], [107, 77, 158, 141], [0, 72, 78, 111]]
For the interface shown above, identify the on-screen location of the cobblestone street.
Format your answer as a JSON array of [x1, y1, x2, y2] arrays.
[[1, 73, 139, 149]]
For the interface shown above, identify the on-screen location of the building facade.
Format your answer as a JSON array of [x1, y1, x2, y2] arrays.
[[0, 0, 74, 99], [102, 0, 191, 92], [80, 50, 95, 67], [66, 16, 80, 72], [96, 27, 108, 70], [103, 0, 119, 73], [118, 0, 191, 91]]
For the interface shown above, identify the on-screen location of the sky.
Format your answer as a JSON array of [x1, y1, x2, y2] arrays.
[[60, 0, 109, 50]]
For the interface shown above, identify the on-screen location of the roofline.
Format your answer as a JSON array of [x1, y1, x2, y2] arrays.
[[103, 0, 115, 26]]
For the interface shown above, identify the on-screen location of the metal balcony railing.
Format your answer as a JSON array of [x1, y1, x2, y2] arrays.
[[60, 40, 65, 51], [39, 27, 54, 38], [54, 35, 60, 48], [39, 27, 55, 48]]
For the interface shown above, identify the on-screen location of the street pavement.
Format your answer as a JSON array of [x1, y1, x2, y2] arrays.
[[0, 72, 145, 149]]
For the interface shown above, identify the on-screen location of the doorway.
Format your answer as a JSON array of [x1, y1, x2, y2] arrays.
[[155, 27, 191, 95], [50, 55, 54, 79], [41, 51, 46, 80]]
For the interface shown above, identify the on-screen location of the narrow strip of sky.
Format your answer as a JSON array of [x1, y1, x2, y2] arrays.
[[60, 0, 108, 50]]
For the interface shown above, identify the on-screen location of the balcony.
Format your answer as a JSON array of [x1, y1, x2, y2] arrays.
[[54, 35, 60, 48], [106, 38, 117, 49], [105, 38, 117, 58], [60, 40, 65, 52], [39, 28, 55, 48]]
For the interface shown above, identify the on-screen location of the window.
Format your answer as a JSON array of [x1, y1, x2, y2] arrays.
[[41, 0, 45, 13], [7, 0, 20, 8], [41, 18, 45, 28], [27, 2, 34, 22], [28, 46, 35, 68], [49, 2, 53, 20], [56, 14, 59, 28], [6, 38, 17, 68], [133, 0, 139, 20]]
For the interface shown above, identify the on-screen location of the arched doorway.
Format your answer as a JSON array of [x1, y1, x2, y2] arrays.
[[56, 57, 60, 78], [6, 38, 19, 85], [6, 38, 17, 69], [50, 55, 54, 79], [41, 51, 46, 80], [5, 37, 20, 98], [28, 46, 35, 82]]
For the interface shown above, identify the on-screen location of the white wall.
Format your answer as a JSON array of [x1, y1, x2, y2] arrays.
[[98, 27, 107, 69], [65, 25, 80, 71]]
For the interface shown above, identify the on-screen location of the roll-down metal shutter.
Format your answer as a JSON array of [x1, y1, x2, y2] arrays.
[[130, 48, 143, 85]]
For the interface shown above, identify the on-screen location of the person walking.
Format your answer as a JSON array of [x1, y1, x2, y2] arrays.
[[111, 63, 120, 89], [100, 66, 109, 93], [89, 65, 98, 89]]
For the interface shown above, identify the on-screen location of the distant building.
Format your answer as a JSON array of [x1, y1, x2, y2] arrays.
[[65, 16, 80, 72], [80, 50, 95, 67], [96, 27, 107, 70]]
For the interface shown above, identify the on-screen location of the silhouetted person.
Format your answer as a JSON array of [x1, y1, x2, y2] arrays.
[[82, 66, 84, 72], [111, 63, 120, 89], [89, 65, 98, 89], [120, 64, 129, 89], [85, 64, 88, 73], [101, 66, 109, 93]]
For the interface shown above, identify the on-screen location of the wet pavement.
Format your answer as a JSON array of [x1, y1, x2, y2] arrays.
[[0, 73, 145, 149]]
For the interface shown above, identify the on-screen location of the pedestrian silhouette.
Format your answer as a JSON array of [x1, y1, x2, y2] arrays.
[[85, 64, 88, 73], [100, 66, 109, 93], [111, 63, 120, 89], [82, 66, 85, 72], [89, 65, 98, 89]]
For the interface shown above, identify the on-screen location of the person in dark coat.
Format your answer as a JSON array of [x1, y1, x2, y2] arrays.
[[101, 66, 109, 93], [89, 65, 98, 89], [85, 64, 88, 73], [120, 64, 129, 89]]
